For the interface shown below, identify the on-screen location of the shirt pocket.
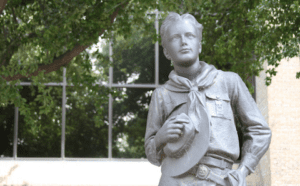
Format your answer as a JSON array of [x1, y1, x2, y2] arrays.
[[205, 93, 231, 120]]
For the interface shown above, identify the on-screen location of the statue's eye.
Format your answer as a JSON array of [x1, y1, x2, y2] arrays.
[[171, 35, 180, 40], [186, 33, 195, 38]]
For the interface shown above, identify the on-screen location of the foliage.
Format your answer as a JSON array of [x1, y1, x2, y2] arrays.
[[251, 0, 300, 84]]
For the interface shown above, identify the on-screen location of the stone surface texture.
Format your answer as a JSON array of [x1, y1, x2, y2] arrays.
[[268, 57, 300, 186]]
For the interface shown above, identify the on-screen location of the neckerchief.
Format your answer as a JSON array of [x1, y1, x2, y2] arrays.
[[165, 61, 218, 132]]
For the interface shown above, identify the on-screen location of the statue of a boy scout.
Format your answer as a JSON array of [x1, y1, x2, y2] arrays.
[[144, 12, 272, 186]]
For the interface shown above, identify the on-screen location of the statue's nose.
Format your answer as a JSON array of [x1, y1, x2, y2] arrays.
[[181, 36, 187, 46]]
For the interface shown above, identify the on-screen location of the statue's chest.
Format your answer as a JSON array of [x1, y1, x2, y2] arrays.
[[162, 79, 233, 122]]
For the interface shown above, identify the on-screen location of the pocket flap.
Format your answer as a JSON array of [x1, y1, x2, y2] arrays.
[[205, 92, 230, 101]]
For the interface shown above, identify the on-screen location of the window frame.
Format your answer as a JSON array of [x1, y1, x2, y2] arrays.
[[1, 10, 161, 160]]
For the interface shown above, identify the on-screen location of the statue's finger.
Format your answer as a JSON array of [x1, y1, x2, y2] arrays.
[[169, 129, 182, 134], [169, 134, 180, 141], [174, 118, 189, 123], [171, 123, 184, 129]]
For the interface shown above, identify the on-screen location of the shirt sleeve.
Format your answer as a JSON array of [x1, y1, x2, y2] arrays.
[[231, 73, 272, 174], [144, 89, 165, 166]]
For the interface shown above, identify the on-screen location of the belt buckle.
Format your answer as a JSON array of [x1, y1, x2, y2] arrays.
[[196, 164, 210, 180]]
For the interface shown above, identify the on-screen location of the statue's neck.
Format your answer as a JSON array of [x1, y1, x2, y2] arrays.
[[174, 61, 202, 82]]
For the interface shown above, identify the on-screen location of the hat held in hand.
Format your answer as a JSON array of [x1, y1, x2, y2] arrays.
[[163, 113, 196, 158], [161, 106, 210, 177]]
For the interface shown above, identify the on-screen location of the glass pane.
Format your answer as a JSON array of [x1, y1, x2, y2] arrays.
[[18, 86, 62, 157], [159, 44, 173, 85], [112, 37, 155, 84], [0, 105, 14, 157], [112, 88, 154, 158], [65, 86, 109, 158]]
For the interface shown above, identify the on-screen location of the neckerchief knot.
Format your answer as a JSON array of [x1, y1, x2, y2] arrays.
[[165, 61, 218, 133], [190, 86, 198, 92]]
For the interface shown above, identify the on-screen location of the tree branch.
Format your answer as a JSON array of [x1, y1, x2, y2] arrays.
[[0, 0, 7, 15], [2, 1, 128, 82], [11, 7, 18, 24]]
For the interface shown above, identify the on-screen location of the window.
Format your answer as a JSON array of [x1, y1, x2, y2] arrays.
[[0, 11, 163, 160]]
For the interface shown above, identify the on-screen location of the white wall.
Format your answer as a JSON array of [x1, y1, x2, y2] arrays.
[[268, 57, 300, 185], [0, 159, 161, 186]]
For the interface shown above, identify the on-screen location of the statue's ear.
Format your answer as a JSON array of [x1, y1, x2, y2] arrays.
[[163, 48, 172, 60], [199, 42, 202, 54]]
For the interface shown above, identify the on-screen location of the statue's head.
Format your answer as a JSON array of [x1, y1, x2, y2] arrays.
[[160, 12, 203, 67]]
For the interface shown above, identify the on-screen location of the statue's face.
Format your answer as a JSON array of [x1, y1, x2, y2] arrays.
[[164, 20, 201, 67]]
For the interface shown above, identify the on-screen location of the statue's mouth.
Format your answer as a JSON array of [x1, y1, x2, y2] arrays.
[[180, 48, 191, 53]]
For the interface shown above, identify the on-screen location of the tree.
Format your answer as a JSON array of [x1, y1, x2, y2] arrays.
[[252, 0, 300, 83], [0, 0, 126, 81]]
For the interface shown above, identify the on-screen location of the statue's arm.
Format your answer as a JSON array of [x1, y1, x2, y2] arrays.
[[229, 73, 272, 175], [144, 89, 165, 166]]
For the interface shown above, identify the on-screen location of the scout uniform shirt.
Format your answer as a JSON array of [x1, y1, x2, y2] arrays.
[[144, 61, 272, 175]]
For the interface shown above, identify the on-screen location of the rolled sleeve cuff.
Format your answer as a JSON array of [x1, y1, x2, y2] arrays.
[[146, 139, 162, 167], [240, 153, 259, 174]]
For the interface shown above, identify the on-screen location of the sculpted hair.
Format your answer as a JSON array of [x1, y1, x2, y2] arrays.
[[160, 12, 203, 48]]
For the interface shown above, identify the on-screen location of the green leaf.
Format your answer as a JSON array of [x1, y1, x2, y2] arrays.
[[296, 72, 300, 79]]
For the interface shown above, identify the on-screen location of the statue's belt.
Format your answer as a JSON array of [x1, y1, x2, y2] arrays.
[[189, 156, 233, 186], [199, 156, 233, 169]]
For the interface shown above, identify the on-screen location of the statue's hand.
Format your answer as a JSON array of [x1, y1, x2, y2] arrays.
[[226, 167, 248, 186], [154, 114, 189, 148]]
